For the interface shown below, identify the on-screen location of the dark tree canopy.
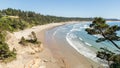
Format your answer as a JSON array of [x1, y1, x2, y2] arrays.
[[85, 17, 120, 68], [86, 17, 120, 50]]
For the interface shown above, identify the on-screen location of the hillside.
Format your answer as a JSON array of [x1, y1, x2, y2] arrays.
[[0, 8, 93, 66], [0, 8, 119, 32], [0, 8, 93, 63]]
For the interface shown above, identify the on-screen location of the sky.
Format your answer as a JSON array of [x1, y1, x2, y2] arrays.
[[0, 0, 120, 19]]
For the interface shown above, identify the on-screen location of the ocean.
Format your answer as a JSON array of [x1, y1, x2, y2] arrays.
[[46, 21, 120, 67]]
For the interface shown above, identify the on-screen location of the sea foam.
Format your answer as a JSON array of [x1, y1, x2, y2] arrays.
[[65, 23, 108, 67]]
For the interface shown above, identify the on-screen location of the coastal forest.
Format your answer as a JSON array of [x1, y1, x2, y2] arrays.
[[0, 8, 93, 32], [0, 8, 120, 67], [0, 8, 93, 62]]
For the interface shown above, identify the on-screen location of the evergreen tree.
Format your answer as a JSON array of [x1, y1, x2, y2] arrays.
[[85, 17, 120, 50], [86, 17, 120, 68]]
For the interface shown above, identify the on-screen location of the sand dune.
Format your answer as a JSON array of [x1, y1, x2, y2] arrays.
[[0, 22, 102, 68]]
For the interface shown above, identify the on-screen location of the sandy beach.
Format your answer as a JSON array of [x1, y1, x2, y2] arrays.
[[37, 22, 103, 68], [0, 22, 103, 68]]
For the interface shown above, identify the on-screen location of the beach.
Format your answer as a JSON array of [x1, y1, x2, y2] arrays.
[[34, 22, 103, 68], [0, 22, 103, 68], [40, 22, 103, 68]]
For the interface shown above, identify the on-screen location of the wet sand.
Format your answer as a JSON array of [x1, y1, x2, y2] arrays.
[[37, 22, 103, 68]]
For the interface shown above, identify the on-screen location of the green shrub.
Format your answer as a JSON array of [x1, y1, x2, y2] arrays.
[[0, 41, 16, 62], [19, 37, 27, 46], [109, 55, 120, 68], [0, 32, 16, 62], [19, 32, 41, 46], [0, 13, 2, 18], [96, 48, 120, 68]]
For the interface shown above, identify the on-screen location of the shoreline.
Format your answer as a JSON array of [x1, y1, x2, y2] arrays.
[[36, 22, 103, 68], [0, 21, 103, 68]]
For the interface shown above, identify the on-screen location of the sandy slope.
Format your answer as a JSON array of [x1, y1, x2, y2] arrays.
[[0, 23, 66, 68], [0, 22, 102, 68]]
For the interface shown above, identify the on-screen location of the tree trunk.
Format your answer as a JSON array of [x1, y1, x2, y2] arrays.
[[99, 29, 120, 50], [109, 39, 120, 50]]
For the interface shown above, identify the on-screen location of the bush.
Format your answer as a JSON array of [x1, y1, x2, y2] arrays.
[[96, 48, 120, 68], [19, 37, 27, 46], [0, 42, 16, 63], [110, 63, 120, 68], [0, 31, 6, 42], [0, 13, 2, 18], [0, 31, 16, 62], [27, 31, 40, 44], [19, 32, 41, 46]]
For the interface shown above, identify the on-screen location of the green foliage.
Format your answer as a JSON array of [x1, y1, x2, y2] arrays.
[[1, 48, 16, 63], [19, 32, 40, 46], [109, 55, 120, 68], [0, 31, 6, 42], [26, 32, 40, 44], [0, 8, 93, 33], [19, 37, 27, 46], [110, 55, 120, 63], [31, 31, 37, 42], [96, 48, 120, 68], [0, 8, 93, 29], [0, 32, 16, 62], [0, 17, 29, 32], [110, 54, 120, 68], [0, 42, 16, 62], [0, 13, 2, 18], [86, 17, 120, 50], [86, 17, 120, 68], [96, 47, 114, 60]]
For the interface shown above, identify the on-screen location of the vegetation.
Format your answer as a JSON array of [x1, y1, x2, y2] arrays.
[[86, 17, 120, 50], [0, 8, 87, 62], [97, 48, 120, 68], [26, 31, 39, 44], [19, 37, 27, 46], [0, 8, 94, 62], [85, 17, 120, 68], [0, 8, 119, 63], [0, 8, 119, 32], [19, 31, 40, 46], [0, 8, 96, 32], [0, 31, 16, 62]]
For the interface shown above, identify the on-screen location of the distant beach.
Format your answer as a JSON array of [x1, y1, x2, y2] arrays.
[[0, 21, 104, 68]]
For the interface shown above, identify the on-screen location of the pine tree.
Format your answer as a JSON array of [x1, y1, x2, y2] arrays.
[[85, 17, 120, 50]]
